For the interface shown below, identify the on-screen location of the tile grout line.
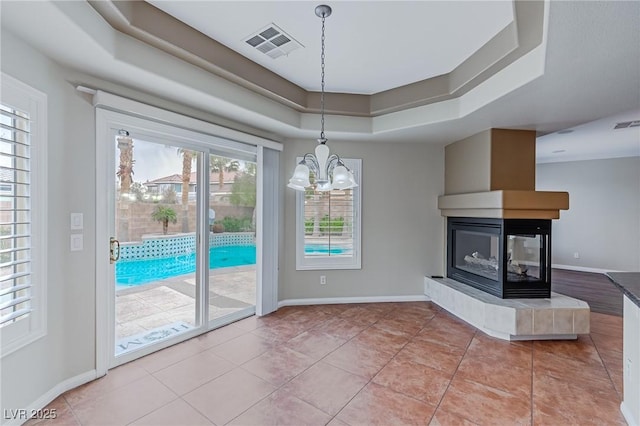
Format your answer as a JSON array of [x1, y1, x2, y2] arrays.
[[216, 307, 385, 425], [427, 321, 479, 425], [119, 323, 259, 425], [283, 307, 397, 423], [179, 395, 217, 426], [282, 304, 438, 423], [62, 395, 84, 426], [218, 314, 364, 424], [53, 304, 624, 426], [327, 306, 439, 425], [587, 332, 624, 402], [530, 339, 535, 426]]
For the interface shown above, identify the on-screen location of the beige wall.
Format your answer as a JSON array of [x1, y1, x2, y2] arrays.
[[444, 130, 491, 194], [281, 138, 445, 300], [536, 157, 640, 271], [7, 15, 635, 418], [444, 128, 536, 195], [1, 23, 440, 415], [1, 30, 97, 414], [0, 29, 270, 416]]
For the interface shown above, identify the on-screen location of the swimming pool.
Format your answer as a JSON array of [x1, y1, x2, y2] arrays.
[[116, 245, 256, 286], [116, 243, 349, 287], [304, 244, 347, 255]]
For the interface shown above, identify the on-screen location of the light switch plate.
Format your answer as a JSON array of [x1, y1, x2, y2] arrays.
[[70, 213, 83, 230], [70, 234, 83, 251]]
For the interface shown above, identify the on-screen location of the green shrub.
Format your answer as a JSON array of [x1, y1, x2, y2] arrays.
[[319, 215, 344, 235], [305, 218, 314, 234], [218, 216, 253, 232]]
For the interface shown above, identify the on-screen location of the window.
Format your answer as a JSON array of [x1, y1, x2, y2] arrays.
[[0, 74, 47, 357], [296, 159, 361, 270]]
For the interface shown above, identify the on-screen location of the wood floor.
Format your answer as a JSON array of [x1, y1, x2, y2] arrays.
[[551, 268, 623, 316]]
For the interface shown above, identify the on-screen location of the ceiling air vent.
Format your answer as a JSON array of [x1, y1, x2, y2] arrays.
[[614, 120, 640, 129], [244, 24, 303, 59]]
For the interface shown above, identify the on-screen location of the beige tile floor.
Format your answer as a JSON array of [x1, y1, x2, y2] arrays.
[[116, 266, 256, 341], [28, 302, 625, 426]]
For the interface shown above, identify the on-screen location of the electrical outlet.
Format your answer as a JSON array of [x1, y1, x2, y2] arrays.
[[573, 252, 580, 259], [320, 275, 326, 285]]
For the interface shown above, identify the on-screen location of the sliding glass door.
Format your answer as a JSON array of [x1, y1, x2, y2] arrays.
[[113, 135, 204, 358], [207, 154, 257, 325], [102, 120, 260, 368], [95, 98, 281, 373]]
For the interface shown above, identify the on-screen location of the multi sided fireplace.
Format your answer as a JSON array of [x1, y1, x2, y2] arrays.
[[447, 217, 551, 298]]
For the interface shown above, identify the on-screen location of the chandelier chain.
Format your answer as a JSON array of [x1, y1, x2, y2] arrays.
[[288, 5, 357, 192], [320, 12, 326, 141]]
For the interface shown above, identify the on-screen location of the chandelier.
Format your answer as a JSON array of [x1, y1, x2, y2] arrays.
[[287, 4, 358, 192]]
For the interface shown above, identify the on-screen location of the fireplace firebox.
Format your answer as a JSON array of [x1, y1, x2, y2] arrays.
[[447, 217, 551, 298]]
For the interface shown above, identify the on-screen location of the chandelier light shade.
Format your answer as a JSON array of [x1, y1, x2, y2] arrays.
[[287, 4, 358, 192]]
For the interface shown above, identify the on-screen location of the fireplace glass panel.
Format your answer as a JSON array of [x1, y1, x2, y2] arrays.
[[447, 218, 551, 299], [506, 234, 544, 283], [454, 230, 500, 282]]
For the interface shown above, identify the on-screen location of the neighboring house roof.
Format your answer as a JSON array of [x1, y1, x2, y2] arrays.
[[145, 171, 242, 186], [145, 173, 182, 185]]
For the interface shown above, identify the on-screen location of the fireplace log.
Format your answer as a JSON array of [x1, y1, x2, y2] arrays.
[[463, 254, 528, 276], [464, 254, 498, 270]]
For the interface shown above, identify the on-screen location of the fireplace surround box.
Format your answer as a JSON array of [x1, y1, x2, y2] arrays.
[[447, 217, 551, 299], [430, 129, 586, 340]]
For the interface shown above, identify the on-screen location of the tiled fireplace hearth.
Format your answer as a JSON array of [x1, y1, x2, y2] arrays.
[[424, 276, 590, 340]]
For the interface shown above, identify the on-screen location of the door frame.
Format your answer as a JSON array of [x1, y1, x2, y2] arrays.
[[97, 113, 215, 370], [95, 99, 281, 376]]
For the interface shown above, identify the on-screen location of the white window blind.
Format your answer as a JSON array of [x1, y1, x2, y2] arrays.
[[303, 190, 355, 257], [1, 73, 46, 357], [296, 158, 361, 270], [0, 103, 32, 327]]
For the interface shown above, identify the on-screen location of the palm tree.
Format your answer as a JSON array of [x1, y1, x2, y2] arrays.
[[116, 134, 134, 194], [116, 133, 134, 241], [151, 205, 177, 235], [210, 156, 240, 189], [178, 148, 196, 232]]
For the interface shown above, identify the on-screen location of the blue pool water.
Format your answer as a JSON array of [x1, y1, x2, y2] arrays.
[[304, 244, 346, 255], [116, 245, 256, 287], [116, 244, 347, 287]]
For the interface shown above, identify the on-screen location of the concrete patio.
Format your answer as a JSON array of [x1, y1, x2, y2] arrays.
[[115, 265, 256, 343]]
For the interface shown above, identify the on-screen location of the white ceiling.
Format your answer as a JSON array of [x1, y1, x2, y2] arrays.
[[147, 1, 515, 94], [1, 1, 638, 162], [537, 109, 640, 163]]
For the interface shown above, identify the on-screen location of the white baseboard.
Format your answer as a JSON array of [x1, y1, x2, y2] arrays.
[[278, 294, 430, 308], [620, 401, 638, 426], [3, 370, 97, 426], [552, 264, 621, 274]]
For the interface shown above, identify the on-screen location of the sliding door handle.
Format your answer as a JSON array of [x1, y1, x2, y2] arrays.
[[109, 237, 120, 264]]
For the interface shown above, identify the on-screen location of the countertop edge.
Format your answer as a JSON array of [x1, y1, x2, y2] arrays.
[[606, 272, 640, 308]]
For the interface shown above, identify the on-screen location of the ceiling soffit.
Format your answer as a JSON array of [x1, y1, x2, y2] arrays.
[[88, 1, 544, 118]]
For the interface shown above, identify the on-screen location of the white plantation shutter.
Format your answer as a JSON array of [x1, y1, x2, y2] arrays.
[[0, 103, 33, 326], [303, 189, 355, 257], [0, 73, 47, 357], [296, 158, 361, 270]]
